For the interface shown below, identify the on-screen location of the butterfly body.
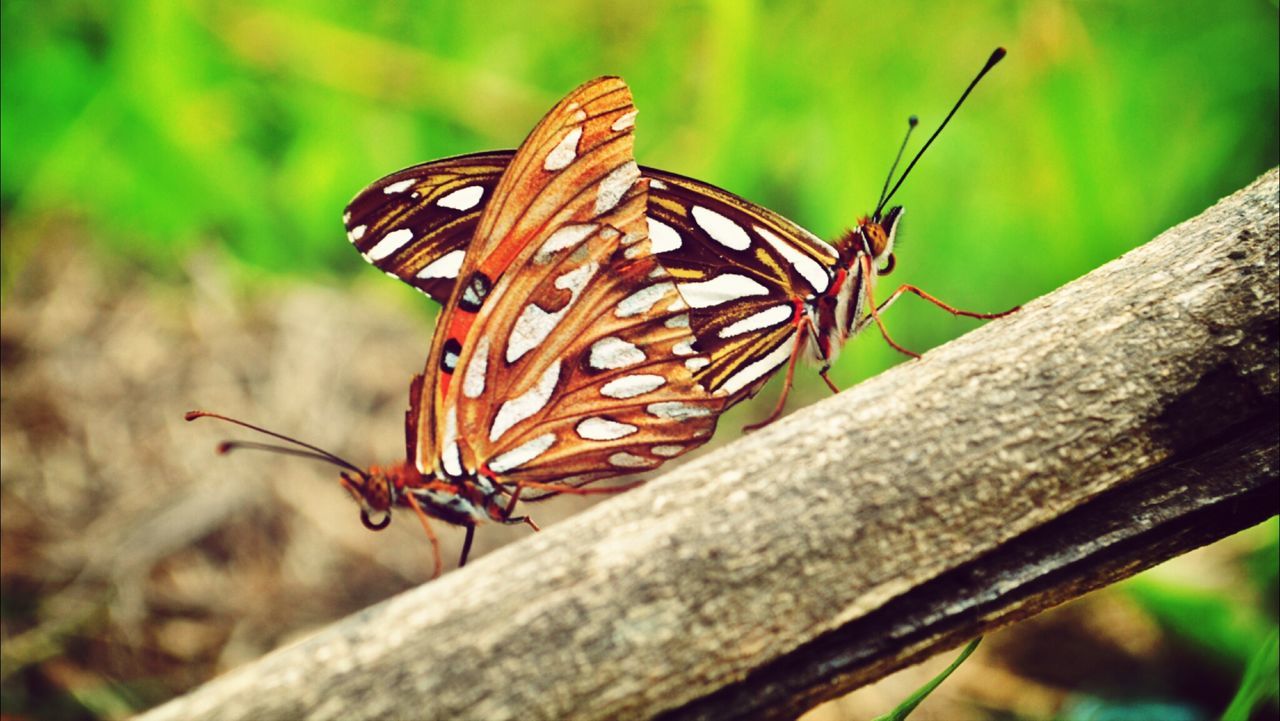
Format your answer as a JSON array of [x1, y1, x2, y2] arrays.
[[342, 462, 516, 529]]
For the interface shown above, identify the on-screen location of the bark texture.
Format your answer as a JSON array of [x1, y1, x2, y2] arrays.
[[140, 168, 1280, 721]]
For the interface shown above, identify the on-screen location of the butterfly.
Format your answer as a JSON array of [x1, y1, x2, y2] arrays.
[[190, 76, 726, 577], [344, 48, 1016, 430]]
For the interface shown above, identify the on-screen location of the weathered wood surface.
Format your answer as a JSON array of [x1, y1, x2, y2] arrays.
[[140, 168, 1279, 721]]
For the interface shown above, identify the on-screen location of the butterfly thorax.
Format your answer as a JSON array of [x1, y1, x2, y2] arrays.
[[353, 460, 505, 526], [822, 206, 904, 358], [406, 477, 503, 526]]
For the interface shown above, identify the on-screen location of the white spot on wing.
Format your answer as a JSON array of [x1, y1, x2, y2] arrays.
[[416, 249, 465, 279], [756, 225, 831, 294], [616, 282, 675, 318], [718, 304, 793, 338], [672, 340, 695, 356], [576, 417, 638, 441], [383, 179, 414, 194], [647, 402, 712, 420], [590, 337, 645, 370], [506, 262, 599, 363], [611, 110, 637, 131], [650, 179, 669, 190], [441, 405, 463, 478], [366, 228, 414, 260], [462, 336, 489, 399], [651, 445, 684, 457], [665, 314, 690, 329], [595, 161, 639, 215], [544, 126, 583, 172], [677, 274, 769, 308], [721, 337, 794, 396], [600, 374, 666, 399], [692, 206, 750, 250], [646, 217, 683, 254], [609, 452, 653, 468], [348, 225, 366, 242], [535, 223, 597, 264], [489, 433, 556, 473], [685, 357, 710, 371], [489, 360, 561, 442], [437, 185, 484, 210]]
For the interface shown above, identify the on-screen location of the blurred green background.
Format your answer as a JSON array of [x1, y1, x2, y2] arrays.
[[1, 1, 1276, 720]]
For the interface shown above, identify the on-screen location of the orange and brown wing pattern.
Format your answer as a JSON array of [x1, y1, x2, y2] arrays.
[[463, 76, 640, 280], [413, 77, 652, 474], [442, 196, 725, 494]]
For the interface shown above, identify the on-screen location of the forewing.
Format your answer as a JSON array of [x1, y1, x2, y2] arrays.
[[414, 77, 648, 474], [462, 77, 642, 286], [446, 199, 725, 494], [342, 152, 509, 304]]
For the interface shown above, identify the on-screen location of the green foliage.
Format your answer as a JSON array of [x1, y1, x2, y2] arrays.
[[1221, 629, 1280, 721], [873, 637, 982, 721], [3, 0, 1276, 382]]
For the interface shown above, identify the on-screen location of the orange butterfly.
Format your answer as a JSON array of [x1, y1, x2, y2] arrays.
[[190, 77, 727, 576], [344, 50, 1015, 430]]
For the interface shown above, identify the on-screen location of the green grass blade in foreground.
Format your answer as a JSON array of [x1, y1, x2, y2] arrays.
[[1221, 627, 1279, 721], [872, 637, 982, 721]]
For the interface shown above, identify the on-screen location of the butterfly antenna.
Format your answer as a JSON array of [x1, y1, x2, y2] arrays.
[[875, 115, 919, 215], [215, 440, 359, 468], [875, 47, 1006, 217], [184, 410, 364, 474]]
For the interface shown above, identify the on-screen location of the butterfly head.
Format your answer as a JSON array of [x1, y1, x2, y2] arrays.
[[339, 464, 411, 531], [836, 206, 902, 273], [863, 206, 903, 270]]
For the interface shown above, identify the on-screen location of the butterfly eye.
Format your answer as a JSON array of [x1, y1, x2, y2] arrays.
[[878, 252, 897, 276], [361, 508, 392, 531]]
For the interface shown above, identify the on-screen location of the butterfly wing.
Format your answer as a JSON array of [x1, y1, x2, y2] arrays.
[[349, 150, 840, 405], [640, 168, 839, 402], [343, 152, 508, 304], [412, 77, 659, 475], [444, 187, 724, 496]]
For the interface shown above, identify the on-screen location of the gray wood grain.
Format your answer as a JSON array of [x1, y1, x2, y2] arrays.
[[140, 168, 1279, 721]]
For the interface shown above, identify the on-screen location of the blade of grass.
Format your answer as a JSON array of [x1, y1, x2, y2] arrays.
[[1221, 627, 1279, 721], [872, 636, 982, 721]]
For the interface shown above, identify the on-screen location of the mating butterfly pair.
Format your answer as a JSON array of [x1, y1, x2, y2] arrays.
[[346, 50, 1013, 431], [190, 49, 1012, 576]]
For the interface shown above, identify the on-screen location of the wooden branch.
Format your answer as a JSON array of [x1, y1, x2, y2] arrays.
[[140, 168, 1279, 721]]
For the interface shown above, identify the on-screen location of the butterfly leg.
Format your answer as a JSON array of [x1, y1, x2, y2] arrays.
[[402, 491, 444, 579], [743, 331, 808, 432], [883, 283, 1020, 320], [818, 367, 840, 395], [852, 288, 909, 336], [860, 254, 922, 359], [502, 481, 526, 519], [457, 524, 476, 567], [509, 480, 646, 496]]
